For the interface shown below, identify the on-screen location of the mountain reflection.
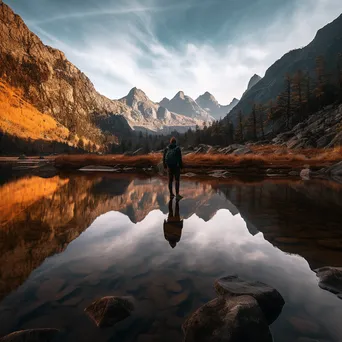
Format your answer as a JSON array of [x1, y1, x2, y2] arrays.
[[0, 173, 342, 303]]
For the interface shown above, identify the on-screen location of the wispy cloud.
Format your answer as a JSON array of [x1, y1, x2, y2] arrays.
[[25, 0, 342, 103]]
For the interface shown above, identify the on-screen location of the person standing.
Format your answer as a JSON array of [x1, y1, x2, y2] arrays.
[[163, 137, 183, 200]]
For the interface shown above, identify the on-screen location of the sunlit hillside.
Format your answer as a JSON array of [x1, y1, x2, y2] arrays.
[[0, 80, 70, 142]]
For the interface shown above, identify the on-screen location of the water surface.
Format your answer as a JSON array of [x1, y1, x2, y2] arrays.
[[0, 172, 342, 341]]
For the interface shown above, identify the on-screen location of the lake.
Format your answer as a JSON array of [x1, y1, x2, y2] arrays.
[[0, 171, 342, 341]]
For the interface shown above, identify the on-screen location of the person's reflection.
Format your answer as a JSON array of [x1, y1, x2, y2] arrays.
[[163, 199, 183, 249]]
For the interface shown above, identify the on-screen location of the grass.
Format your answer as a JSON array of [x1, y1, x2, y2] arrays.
[[55, 146, 342, 171]]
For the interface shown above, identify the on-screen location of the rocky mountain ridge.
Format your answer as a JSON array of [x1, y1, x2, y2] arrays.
[[0, 2, 235, 145], [196, 92, 239, 120], [118, 87, 204, 133], [160, 91, 214, 122]]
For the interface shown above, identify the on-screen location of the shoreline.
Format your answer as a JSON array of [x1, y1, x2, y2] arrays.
[[1, 150, 341, 181]]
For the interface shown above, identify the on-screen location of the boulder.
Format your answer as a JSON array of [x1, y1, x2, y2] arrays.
[[300, 168, 311, 180], [314, 267, 342, 299], [214, 275, 284, 324], [322, 161, 342, 177], [208, 170, 231, 178], [233, 147, 252, 156], [84, 296, 135, 328], [133, 148, 144, 156], [182, 295, 272, 342], [0, 328, 60, 342]]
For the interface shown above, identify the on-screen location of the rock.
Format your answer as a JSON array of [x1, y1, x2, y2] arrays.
[[233, 147, 252, 156], [79, 165, 118, 172], [327, 131, 342, 148], [300, 168, 311, 180], [183, 172, 196, 177], [322, 161, 342, 177], [314, 266, 342, 298], [316, 133, 335, 148], [84, 296, 135, 328], [209, 170, 231, 178], [0, 328, 60, 342], [133, 148, 144, 156], [214, 275, 285, 324], [218, 144, 245, 155], [182, 295, 272, 342], [289, 171, 300, 176]]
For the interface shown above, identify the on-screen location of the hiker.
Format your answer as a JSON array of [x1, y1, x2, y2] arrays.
[[163, 199, 183, 248], [163, 137, 183, 199]]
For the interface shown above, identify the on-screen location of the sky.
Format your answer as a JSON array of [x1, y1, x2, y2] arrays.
[[5, 0, 342, 104]]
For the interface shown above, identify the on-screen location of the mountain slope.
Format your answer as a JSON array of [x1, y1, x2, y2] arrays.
[[0, 2, 135, 143], [228, 14, 342, 124], [196, 92, 239, 120], [162, 91, 213, 121], [0, 80, 70, 143]]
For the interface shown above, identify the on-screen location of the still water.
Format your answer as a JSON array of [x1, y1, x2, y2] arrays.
[[0, 172, 342, 341]]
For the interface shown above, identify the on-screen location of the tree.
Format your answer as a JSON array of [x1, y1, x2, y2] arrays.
[[314, 56, 328, 108], [257, 104, 266, 140], [292, 70, 306, 122], [275, 74, 293, 129], [248, 104, 258, 141], [77, 138, 85, 150], [266, 100, 277, 134], [234, 110, 245, 143]]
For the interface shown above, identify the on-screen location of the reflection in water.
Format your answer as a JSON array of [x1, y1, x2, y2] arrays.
[[0, 173, 342, 341], [164, 200, 184, 249]]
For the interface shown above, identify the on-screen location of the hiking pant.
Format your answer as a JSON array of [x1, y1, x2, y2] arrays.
[[168, 167, 180, 195]]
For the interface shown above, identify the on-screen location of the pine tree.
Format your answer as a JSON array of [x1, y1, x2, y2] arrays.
[[275, 74, 293, 129], [292, 70, 306, 122], [257, 104, 265, 140], [266, 100, 277, 134], [234, 110, 244, 143]]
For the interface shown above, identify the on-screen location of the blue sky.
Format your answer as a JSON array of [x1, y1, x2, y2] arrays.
[[5, 0, 342, 104]]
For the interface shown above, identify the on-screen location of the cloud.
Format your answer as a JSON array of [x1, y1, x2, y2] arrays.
[[27, 0, 342, 104]]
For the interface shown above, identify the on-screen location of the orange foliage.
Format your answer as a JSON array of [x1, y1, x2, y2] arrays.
[[0, 80, 70, 142]]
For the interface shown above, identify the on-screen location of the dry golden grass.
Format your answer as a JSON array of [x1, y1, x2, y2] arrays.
[[0, 80, 70, 142], [55, 146, 342, 170]]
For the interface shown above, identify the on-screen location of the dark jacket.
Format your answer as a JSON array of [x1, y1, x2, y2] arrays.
[[163, 143, 183, 169]]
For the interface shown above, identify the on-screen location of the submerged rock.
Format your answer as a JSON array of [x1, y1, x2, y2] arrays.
[[314, 266, 342, 299], [209, 170, 231, 178], [84, 296, 135, 328], [214, 275, 285, 324], [182, 295, 272, 342], [0, 328, 60, 342]]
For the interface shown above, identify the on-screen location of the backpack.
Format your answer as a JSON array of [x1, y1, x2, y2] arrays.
[[165, 147, 179, 167]]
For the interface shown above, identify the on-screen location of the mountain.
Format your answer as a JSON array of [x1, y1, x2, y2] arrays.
[[118, 87, 203, 132], [228, 14, 342, 124], [247, 74, 262, 92], [161, 91, 213, 121], [0, 1, 135, 145], [0, 2, 205, 150], [196, 92, 239, 120]]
